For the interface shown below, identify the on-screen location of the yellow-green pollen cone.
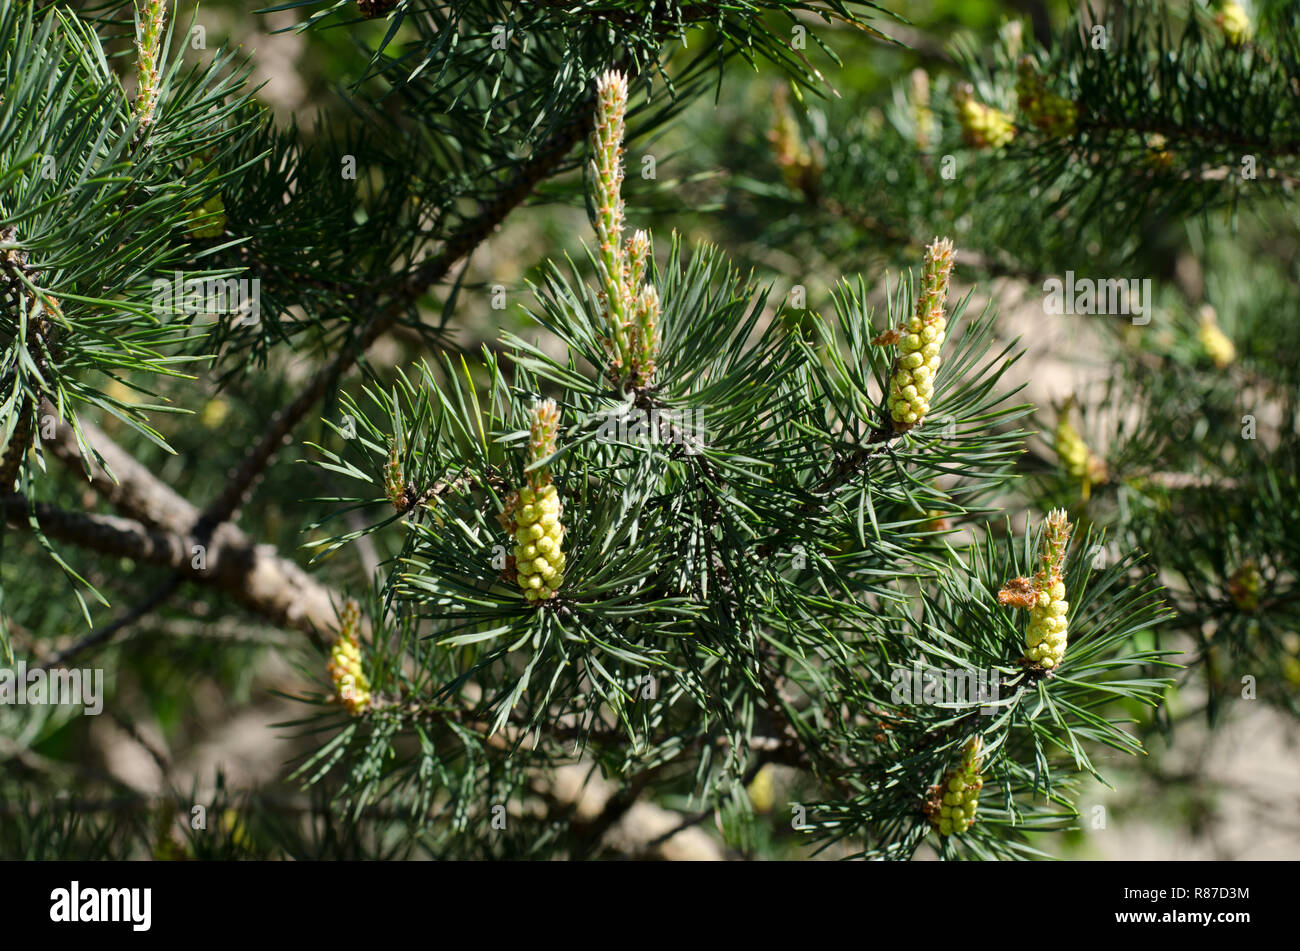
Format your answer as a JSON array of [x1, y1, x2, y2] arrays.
[[1024, 509, 1073, 670], [1214, 1, 1253, 47], [888, 237, 955, 433], [955, 83, 1016, 149], [327, 599, 371, 715], [513, 400, 567, 603], [1197, 305, 1235, 369], [927, 737, 984, 837]]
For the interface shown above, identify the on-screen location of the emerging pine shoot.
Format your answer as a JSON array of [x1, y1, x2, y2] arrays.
[[588, 71, 659, 391], [511, 400, 566, 603], [955, 83, 1015, 149], [888, 237, 955, 433], [1001, 509, 1074, 670], [133, 0, 167, 128], [925, 737, 984, 837], [327, 600, 371, 715]]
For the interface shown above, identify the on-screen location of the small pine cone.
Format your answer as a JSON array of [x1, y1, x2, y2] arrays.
[[955, 83, 1016, 149], [927, 737, 984, 837], [888, 237, 954, 432], [512, 481, 566, 602], [1197, 305, 1235, 369], [327, 599, 371, 715]]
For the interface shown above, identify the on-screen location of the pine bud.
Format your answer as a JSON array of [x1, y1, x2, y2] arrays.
[[955, 83, 1015, 149], [926, 737, 984, 836], [1015, 58, 1077, 138], [888, 237, 955, 433], [1213, 1, 1253, 47], [1197, 305, 1235, 369], [1023, 509, 1073, 670], [513, 400, 566, 602], [327, 599, 371, 715], [591, 71, 632, 367]]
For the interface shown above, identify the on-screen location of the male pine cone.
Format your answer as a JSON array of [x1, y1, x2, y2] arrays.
[[927, 737, 984, 837], [512, 400, 566, 603], [1024, 509, 1073, 669], [888, 237, 955, 432], [327, 600, 371, 715]]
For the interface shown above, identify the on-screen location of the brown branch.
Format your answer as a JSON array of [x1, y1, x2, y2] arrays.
[[2, 495, 338, 644], [200, 104, 596, 532], [43, 405, 199, 532]]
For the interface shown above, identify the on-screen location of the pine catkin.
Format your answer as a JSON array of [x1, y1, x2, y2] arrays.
[[327, 599, 371, 715], [1214, 1, 1253, 47], [512, 400, 566, 603], [926, 737, 984, 837], [1197, 305, 1235, 369], [955, 83, 1015, 149], [1023, 509, 1073, 670], [887, 237, 955, 433]]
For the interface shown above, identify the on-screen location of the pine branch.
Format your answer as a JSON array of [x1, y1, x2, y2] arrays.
[[1, 495, 339, 641], [199, 101, 597, 532]]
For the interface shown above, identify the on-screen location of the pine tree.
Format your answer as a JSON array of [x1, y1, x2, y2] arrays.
[[6, 0, 1290, 862]]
